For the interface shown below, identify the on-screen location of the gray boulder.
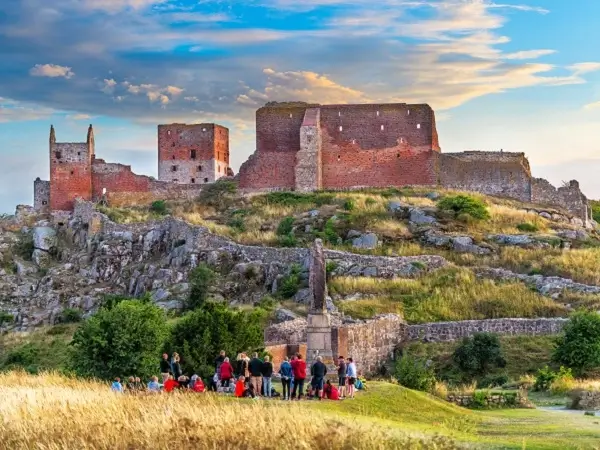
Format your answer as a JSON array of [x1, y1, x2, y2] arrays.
[[33, 227, 56, 252], [426, 192, 440, 201], [352, 233, 378, 250], [488, 234, 533, 246], [409, 208, 437, 225], [274, 308, 299, 323]]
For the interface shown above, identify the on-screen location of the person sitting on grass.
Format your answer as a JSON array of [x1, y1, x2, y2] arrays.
[[134, 377, 145, 392], [164, 374, 179, 393], [191, 375, 205, 393], [125, 376, 137, 392], [323, 380, 340, 400], [147, 376, 161, 393], [234, 376, 256, 398], [111, 377, 123, 393]]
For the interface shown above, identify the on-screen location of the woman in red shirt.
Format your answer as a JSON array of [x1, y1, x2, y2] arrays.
[[219, 357, 234, 388]]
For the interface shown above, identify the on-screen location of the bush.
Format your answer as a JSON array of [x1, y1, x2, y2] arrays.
[[517, 222, 539, 233], [437, 195, 490, 221], [227, 216, 246, 232], [277, 234, 298, 248], [70, 300, 169, 379], [149, 200, 168, 215], [476, 374, 509, 389], [554, 310, 600, 376], [14, 232, 34, 261], [59, 308, 83, 324], [0, 311, 13, 327], [167, 302, 266, 378], [185, 264, 216, 311], [533, 365, 573, 392], [278, 264, 302, 299], [395, 355, 436, 392], [197, 180, 238, 209], [343, 199, 355, 211], [452, 333, 506, 377], [276, 217, 295, 236]]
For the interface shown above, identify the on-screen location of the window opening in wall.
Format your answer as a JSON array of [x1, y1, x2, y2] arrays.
[[167, 130, 171, 136], [218, 165, 221, 173], [417, 123, 421, 129], [400, 138, 404, 143], [352, 139, 356, 144], [339, 125, 343, 132], [377, 111, 380, 116], [191, 149, 197, 159], [173, 179, 178, 183], [381, 125, 384, 131], [191, 178, 195, 184], [197, 165, 202, 171], [171, 165, 177, 172], [289, 113, 292, 118], [70, 170, 74, 175], [407, 110, 410, 115], [42, 201, 47, 206], [172, 142, 175, 147], [204, 177, 209, 183], [172, 155, 175, 160], [102, 187, 107, 195], [338, 111, 341, 117], [337, 155, 341, 161], [202, 128, 207, 132], [397, 153, 400, 158], [55, 151, 62, 159], [77, 152, 81, 156]]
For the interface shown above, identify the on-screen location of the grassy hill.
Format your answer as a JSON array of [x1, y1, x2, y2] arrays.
[[1, 372, 599, 450]]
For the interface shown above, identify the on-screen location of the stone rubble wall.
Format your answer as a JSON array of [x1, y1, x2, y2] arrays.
[[570, 390, 600, 410]]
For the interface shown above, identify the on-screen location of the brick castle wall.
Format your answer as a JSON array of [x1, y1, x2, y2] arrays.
[[50, 141, 93, 211]]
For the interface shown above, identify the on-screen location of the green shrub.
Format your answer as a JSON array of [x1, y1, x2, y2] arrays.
[[437, 195, 490, 221], [70, 300, 169, 379], [395, 354, 436, 392], [197, 180, 238, 209], [0, 311, 13, 327], [517, 222, 539, 233], [167, 301, 266, 379], [471, 390, 488, 408], [227, 216, 246, 232], [365, 197, 377, 206], [277, 216, 295, 236], [185, 264, 217, 311], [326, 261, 338, 277], [554, 310, 600, 376], [277, 234, 298, 248], [453, 333, 506, 377], [14, 232, 34, 261], [278, 264, 302, 299], [314, 218, 340, 245], [59, 308, 83, 324], [533, 365, 573, 392], [149, 200, 168, 215], [343, 199, 355, 211]]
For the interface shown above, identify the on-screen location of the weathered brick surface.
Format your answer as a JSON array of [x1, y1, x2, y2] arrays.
[[439, 152, 532, 202], [158, 123, 229, 185]]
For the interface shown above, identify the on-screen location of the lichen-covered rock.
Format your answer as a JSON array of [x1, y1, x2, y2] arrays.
[[409, 208, 437, 225], [351, 233, 378, 250], [487, 234, 534, 246]]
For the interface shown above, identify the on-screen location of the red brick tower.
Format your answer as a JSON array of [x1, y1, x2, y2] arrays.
[[157, 123, 229, 185], [49, 124, 95, 211]]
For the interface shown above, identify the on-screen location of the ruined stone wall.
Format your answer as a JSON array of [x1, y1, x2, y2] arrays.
[[33, 178, 50, 211], [50, 142, 93, 211], [439, 151, 532, 202], [332, 314, 408, 375], [407, 318, 568, 343], [158, 123, 229, 185], [531, 178, 590, 223], [295, 108, 322, 192], [92, 161, 203, 207]]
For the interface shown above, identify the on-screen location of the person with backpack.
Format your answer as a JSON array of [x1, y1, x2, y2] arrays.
[[249, 352, 263, 397], [261, 356, 274, 398], [290, 353, 307, 400], [279, 356, 293, 400]]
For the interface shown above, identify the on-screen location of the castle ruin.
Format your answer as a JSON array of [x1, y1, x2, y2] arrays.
[[33, 102, 591, 225]]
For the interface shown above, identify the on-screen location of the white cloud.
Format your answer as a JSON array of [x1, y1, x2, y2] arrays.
[[165, 86, 184, 96], [101, 78, 118, 94], [67, 113, 92, 120], [80, 0, 167, 13], [503, 49, 555, 60], [0, 97, 58, 123], [29, 64, 75, 79], [584, 101, 600, 110], [568, 62, 600, 75]]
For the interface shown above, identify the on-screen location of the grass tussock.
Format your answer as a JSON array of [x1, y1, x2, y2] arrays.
[[465, 205, 550, 234], [0, 372, 458, 450], [330, 267, 567, 323]]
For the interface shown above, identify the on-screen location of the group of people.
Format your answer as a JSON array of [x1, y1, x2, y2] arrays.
[[110, 350, 362, 402]]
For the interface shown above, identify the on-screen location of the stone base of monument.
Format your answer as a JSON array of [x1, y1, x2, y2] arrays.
[[306, 312, 336, 371]]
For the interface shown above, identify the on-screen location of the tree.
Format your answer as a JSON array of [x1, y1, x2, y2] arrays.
[[70, 300, 169, 380], [167, 302, 267, 378], [395, 355, 436, 392], [554, 310, 600, 376], [452, 333, 506, 377], [185, 264, 216, 310]]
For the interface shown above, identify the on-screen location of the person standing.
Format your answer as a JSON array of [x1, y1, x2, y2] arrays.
[[310, 356, 327, 400], [337, 355, 347, 399], [219, 357, 234, 388], [346, 357, 357, 399], [290, 353, 306, 400], [279, 356, 293, 400], [249, 352, 263, 396], [172, 353, 182, 379], [160, 353, 171, 383], [215, 350, 226, 373], [261, 356, 273, 398]]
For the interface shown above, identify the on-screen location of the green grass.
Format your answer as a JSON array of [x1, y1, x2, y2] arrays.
[[330, 267, 567, 323], [0, 324, 76, 373], [315, 382, 600, 449], [404, 335, 557, 382]]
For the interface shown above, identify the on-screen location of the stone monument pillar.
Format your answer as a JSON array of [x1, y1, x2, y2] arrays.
[[305, 239, 335, 369]]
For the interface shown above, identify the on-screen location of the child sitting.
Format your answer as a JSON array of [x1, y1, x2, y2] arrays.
[[323, 380, 340, 400]]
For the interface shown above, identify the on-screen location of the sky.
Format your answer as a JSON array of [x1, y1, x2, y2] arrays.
[[1, 0, 600, 213]]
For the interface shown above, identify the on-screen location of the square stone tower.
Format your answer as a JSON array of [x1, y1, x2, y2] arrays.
[[157, 123, 230, 185]]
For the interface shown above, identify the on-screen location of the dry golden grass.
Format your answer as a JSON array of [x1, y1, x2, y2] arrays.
[[466, 205, 551, 234], [330, 267, 567, 323], [0, 372, 454, 450]]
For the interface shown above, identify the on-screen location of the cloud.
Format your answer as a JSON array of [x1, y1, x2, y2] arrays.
[[0, 97, 58, 123], [66, 113, 92, 120], [79, 0, 167, 13], [503, 49, 555, 60], [568, 62, 600, 75], [29, 64, 75, 79], [584, 101, 600, 110]]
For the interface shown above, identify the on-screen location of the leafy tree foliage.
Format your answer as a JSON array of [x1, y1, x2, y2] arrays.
[[395, 354, 436, 392], [70, 300, 169, 380], [452, 333, 506, 377], [167, 302, 267, 378], [185, 264, 217, 310], [554, 310, 600, 375]]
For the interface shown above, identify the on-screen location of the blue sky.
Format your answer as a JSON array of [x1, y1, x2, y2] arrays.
[[1, 0, 600, 213]]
